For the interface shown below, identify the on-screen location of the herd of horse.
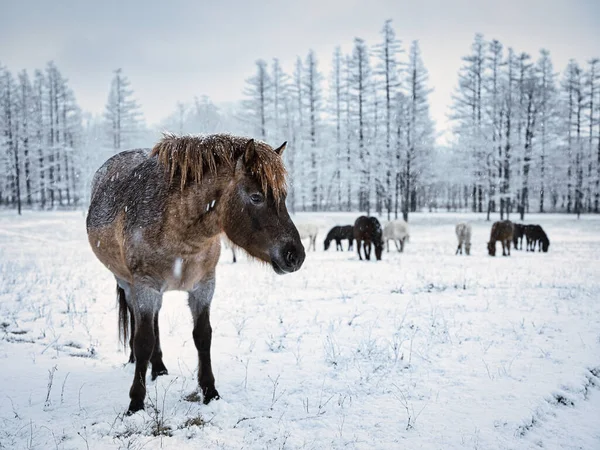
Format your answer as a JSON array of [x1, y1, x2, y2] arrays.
[[84, 133, 552, 415], [486, 220, 550, 256]]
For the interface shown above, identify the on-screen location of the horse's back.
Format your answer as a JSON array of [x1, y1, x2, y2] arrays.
[[90, 149, 150, 203], [297, 222, 318, 239], [455, 222, 471, 241], [491, 220, 513, 241], [384, 219, 408, 240], [87, 149, 157, 230]]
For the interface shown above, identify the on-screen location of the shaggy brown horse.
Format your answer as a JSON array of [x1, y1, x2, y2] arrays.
[[87, 133, 305, 414], [487, 220, 514, 256], [353, 216, 383, 261]]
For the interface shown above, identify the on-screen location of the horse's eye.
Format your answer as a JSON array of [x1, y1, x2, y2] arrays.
[[250, 193, 264, 205]]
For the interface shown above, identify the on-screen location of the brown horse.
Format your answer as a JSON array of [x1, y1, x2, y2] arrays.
[[353, 216, 383, 261], [86, 133, 305, 414], [487, 220, 514, 256]]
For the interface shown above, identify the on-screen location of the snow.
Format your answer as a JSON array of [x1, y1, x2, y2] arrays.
[[0, 211, 599, 449]]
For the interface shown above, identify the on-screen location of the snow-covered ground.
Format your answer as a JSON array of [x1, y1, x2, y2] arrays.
[[0, 210, 599, 450]]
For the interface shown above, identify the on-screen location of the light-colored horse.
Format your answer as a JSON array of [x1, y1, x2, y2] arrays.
[[455, 222, 472, 255], [296, 223, 319, 251], [383, 219, 410, 252]]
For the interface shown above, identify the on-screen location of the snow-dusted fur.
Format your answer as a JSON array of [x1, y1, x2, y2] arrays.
[[383, 219, 410, 252], [296, 222, 318, 251], [455, 222, 472, 255]]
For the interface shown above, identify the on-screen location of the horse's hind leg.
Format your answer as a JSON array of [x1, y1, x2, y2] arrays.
[[127, 284, 161, 414], [150, 298, 168, 380], [188, 277, 219, 404], [356, 240, 363, 260], [365, 243, 372, 260]]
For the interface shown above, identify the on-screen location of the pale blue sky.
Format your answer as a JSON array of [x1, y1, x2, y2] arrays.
[[1, 0, 598, 135]]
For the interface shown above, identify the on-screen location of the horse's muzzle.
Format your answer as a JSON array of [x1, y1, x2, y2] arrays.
[[270, 242, 305, 274]]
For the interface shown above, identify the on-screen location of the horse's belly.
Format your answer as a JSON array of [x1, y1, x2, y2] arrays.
[[88, 226, 132, 282]]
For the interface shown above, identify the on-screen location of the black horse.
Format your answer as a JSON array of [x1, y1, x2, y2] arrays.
[[524, 225, 550, 252], [353, 216, 383, 261], [324, 225, 354, 251], [513, 223, 526, 250]]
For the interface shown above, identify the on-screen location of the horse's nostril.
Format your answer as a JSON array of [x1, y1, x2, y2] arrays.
[[286, 251, 296, 266]]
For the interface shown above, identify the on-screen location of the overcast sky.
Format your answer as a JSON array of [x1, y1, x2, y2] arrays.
[[1, 0, 598, 137]]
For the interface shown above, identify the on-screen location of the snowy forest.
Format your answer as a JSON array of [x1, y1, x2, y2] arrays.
[[1, 21, 599, 220]]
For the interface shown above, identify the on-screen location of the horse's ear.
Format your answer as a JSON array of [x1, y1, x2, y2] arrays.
[[244, 139, 256, 164], [274, 141, 287, 156], [236, 139, 256, 174]]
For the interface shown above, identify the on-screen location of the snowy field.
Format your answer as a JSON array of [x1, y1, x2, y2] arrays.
[[0, 210, 599, 450]]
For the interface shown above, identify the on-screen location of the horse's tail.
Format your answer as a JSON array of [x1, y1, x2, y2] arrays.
[[117, 284, 129, 350]]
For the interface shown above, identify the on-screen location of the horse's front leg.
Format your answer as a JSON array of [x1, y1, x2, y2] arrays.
[[128, 284, 161, 414], [336, 239, 342, 251], [150, 299, 168, 380], [365, 242, 372, 260], [356, 240, 363, 260], [348, 239, 353, 251], [188, 277, 219, 404]]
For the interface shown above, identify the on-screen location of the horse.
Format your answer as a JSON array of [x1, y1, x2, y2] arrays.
[[86, 133, 305, 414], [455, 222, 472, 255], [524, 224, 550, 252], [487, 220, 514, 256], [353, 216, 383, 261], [383, 219, 409, 252], [324, 225, 354, 251], [296, 223, 318, 251], [512, 223, 525, 250]]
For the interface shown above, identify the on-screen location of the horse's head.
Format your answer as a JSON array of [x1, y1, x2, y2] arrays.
[[324, 238, 331, 251], [222, 139, 305, 274], [542, 239, 550, 253], [487, 241, 496, 256]]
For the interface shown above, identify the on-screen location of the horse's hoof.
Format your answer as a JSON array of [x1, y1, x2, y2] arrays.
[[202, 387, 220, 404], [126, 400, 144, 415], [151, 367, 169, 380]]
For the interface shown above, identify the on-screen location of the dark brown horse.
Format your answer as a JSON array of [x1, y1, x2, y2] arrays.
[[353, 216, 383, 261], [87, 133, 305, 414], [487, 220, 514, 256]]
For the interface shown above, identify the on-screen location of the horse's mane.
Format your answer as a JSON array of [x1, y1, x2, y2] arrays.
[[150, 133, 287, 202]]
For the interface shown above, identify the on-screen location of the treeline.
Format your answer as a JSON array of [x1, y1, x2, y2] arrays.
[[448, 34, 599, 219], [240, 20, 436, 219], [2, 25, 598, 220], [0, 62, 83, 212], [0, 64, 149, 213]]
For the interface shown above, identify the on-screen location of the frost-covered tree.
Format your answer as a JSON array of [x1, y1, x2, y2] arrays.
[[400, 41, 435, 221], [242, 59, 271, 140], [535, 49, 559, 213], [104, 68, 143, 153], [329, 46, 345, 210], [373, 19, 403, 219], [349, 38, 373, 213], [303, 50, 324, 211]]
